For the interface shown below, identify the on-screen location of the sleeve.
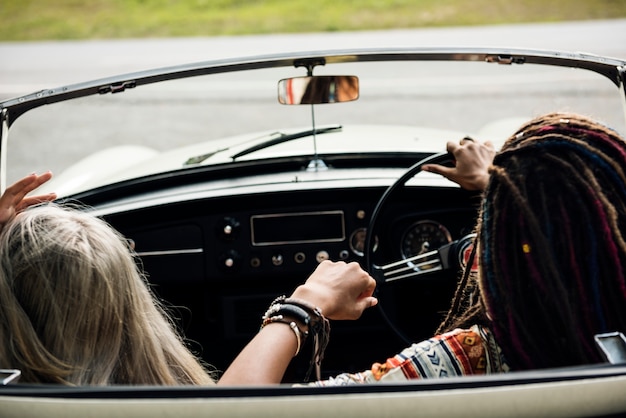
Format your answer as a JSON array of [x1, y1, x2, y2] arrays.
[[308, 327, 488, 387]]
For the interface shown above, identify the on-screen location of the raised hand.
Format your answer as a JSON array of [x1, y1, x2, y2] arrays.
[[0, 172, 57, 231]]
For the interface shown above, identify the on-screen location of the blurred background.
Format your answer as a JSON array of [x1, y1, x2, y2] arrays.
[[2, 0, 625, 97], [1, 0, 626, 41], [1, 0, 626, 185]]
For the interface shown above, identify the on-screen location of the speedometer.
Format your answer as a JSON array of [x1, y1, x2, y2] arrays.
[[401, 220, 452, 260]]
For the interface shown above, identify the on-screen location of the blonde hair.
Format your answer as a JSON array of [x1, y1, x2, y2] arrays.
[[0, 203, 215, 385]]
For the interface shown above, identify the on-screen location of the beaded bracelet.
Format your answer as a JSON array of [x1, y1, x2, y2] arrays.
[[263, 303, 311, 329], [261, 295, 331, 381]]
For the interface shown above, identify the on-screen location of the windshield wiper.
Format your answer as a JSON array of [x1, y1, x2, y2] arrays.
[[230, 124, 342, 160], [183, 124, 342, 166]]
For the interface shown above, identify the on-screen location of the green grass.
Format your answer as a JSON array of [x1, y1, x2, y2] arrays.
[[1, 0, 625, 41]]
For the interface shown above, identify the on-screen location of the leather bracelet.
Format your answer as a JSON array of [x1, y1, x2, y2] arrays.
[[284, 297, 323, 317], [262, 295, 331, 381], [263, 302, 311, 329], [274, 304, 311, 327]]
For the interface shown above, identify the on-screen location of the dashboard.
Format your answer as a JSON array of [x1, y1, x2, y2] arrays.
[[102, 184, 481, 379]]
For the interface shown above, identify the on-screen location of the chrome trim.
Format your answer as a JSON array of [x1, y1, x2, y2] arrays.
[[3, 47, 625, 127], [0, 369, 21, 385], [595, 332, 626, 365]]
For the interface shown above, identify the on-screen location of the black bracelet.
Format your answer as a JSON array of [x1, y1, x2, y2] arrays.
[[261, 295, 331, 382], [263, 302, 311, 328], [284, 297, 323, 317], [274, 304, 312, 328]]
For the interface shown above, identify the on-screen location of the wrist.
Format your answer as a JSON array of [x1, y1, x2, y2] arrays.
[[261, 318, 307, 357], [261, 294, 331, 381], [290, 284, 329, 316], [261, 302, 310, 357]]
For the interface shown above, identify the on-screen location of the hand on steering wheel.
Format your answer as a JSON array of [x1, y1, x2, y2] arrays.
[[422, 137, 495, 191]]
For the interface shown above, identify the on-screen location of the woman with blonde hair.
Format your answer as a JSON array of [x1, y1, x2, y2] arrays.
[[0, 173, 216, 385], [0, 173, 373, 385]]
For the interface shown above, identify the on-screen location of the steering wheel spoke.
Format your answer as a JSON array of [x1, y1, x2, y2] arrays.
[[377, 249, 443, 282], [365, 152, 478, 344]]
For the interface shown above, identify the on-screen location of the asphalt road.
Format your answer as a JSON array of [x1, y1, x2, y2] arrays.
[[1, 19, 625, 184], [1, 19, 625, 99]]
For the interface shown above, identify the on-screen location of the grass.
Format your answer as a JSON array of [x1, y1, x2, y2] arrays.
[[1, 0, 625, 41]]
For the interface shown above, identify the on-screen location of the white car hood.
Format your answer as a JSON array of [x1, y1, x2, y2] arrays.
[[38, 121, 517, 197]]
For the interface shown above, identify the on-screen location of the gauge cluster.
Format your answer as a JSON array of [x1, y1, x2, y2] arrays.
[[400, 220, 453, 260]]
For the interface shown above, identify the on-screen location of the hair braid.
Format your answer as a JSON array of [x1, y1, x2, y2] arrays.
[[438, 112, 626, 371]]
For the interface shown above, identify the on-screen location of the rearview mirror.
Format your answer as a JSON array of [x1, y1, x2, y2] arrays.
[[278, 76, 359, 105]]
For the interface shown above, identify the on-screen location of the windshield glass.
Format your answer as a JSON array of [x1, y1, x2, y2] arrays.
[[7, 58, 625, 193]]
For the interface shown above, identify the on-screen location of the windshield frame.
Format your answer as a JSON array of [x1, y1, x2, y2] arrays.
[[1, 47, 625, 193]]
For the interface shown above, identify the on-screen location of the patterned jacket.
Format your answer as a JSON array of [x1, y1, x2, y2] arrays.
[[311, 325, 509, 386]]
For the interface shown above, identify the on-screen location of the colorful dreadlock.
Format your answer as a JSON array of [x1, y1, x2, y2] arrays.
[[439, 112, 626, 371]]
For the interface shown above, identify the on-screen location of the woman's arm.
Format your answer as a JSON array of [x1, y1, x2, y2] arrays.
[[218, 260, 377, 385], [0, 172, 56, 231]]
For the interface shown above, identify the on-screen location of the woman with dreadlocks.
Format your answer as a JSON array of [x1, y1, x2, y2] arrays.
[[220, 112, 626, 385]]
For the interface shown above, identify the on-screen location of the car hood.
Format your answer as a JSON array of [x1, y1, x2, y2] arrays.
[[36, 122, 518, 197]]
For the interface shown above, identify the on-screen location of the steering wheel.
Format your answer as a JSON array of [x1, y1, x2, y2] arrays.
[[365, 152, 477, 344]]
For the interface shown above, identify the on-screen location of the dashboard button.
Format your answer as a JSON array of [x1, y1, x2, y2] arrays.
[[272, 254, 284, 266], [316, 251, 330, 263]]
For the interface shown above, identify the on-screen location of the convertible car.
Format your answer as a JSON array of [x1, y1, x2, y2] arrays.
[[1, 46, 626, 417]]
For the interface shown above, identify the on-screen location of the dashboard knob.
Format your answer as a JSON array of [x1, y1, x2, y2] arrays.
[[272, 254, 284, 266], [316, 251, 330, 263], [218, 250, 241, 271], [216, 217, 240, 240]]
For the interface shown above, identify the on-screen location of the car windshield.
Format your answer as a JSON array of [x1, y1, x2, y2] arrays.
[[6, 56, 626, 195]]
